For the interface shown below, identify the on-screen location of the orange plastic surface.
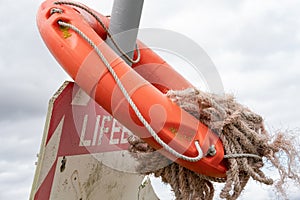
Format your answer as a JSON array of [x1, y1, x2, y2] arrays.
[[37, 0, 227, 178]]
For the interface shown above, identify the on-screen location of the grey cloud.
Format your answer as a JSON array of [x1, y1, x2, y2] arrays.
[[225, 2, 300, 57], [230, 20, 300, 57], [0, 0, 69, 121], [0, 117, 45, 162], [0, 160, 35, 200], [0, 117, 44, 200]]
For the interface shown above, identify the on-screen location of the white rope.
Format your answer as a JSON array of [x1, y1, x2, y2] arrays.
[[224, 153, 261, 159], [57, 20, 204, 162]]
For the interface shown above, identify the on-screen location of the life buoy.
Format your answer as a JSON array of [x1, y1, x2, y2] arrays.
[[37, 0, 227, 178]]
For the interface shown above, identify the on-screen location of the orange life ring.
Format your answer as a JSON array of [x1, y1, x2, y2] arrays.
[[37, 0, 227, 178]]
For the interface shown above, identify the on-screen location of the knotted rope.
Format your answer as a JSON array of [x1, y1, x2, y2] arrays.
[[128, 88, 300, 200]]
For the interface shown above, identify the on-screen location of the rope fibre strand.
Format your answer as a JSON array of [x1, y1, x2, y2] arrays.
[[224, 153, 261, 159], [129, 88, 300, 199], [57, 20, 204, 162], [54, 1, 141, 64]]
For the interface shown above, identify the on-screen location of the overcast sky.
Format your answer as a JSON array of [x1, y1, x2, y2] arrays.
[[0, 0, 300, 199]]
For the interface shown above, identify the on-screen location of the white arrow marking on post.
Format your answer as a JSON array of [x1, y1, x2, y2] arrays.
[[71, 88, 91, 106], [37, 116, 65, 189]]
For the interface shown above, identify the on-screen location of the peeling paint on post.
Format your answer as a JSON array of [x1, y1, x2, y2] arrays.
[[30, 81, 159, 200]]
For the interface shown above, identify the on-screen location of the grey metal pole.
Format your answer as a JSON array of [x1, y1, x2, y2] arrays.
[[106, 0, 144, 65]]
